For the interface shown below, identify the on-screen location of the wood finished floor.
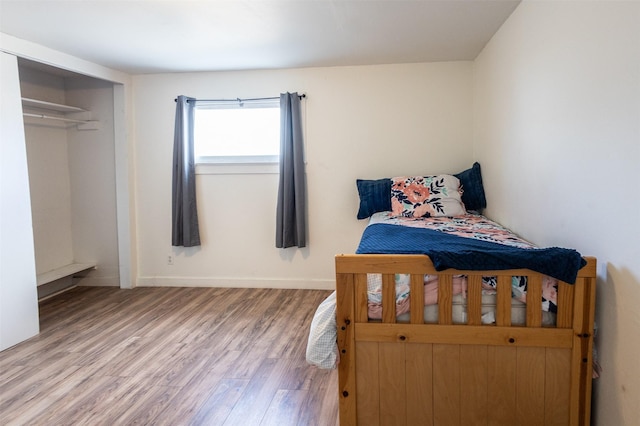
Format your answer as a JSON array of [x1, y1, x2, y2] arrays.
[[0, 286, 338, 425]]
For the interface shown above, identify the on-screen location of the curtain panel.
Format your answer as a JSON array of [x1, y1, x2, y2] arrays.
[[276, 93, 307, 248], [172, 95, 201, 247]]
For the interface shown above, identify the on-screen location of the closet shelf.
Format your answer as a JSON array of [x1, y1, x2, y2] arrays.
[[21, 97, 86, 113], [37, 262, 96, 287], [21, 97, 100, 130]]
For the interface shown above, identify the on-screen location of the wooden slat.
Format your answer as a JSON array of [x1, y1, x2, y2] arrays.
[[337, 254, 596, 278], [487, 346, 517, 425], [466, 275, 482, 325], [336, 254, 437, 274], [496, 275, 512, 326], [410, 274, 425, 324], [438, 274, 453, 325], [577, 276, 597, 426], [405, 343, 433, 426], [378, 343, 406, 425], [336, 255, 600, 279], [584, 276, 597, 426], [460, 345, 487, 424], [336, 273, 357, 425], [545, 348, 572, 426], [556, 280, 575, 328], [382, 274, 396, 324], [569, 279, 586, 426], [354, 274, 369, 323], [433, 344, 460, 425], [356, 323, 574, 348], [516, 347, 546, 425], [526, 275, 543, 327], [355, 341, 379, 426]]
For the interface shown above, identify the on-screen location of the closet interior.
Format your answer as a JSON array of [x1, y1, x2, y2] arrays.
[[18, 58, 121, 300]]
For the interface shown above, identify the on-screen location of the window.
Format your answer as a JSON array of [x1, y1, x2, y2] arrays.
[[194, 99, 280, 167]]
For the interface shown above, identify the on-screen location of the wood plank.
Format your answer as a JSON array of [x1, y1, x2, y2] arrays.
[[438, 274, 453, 325], [433, 344, 460, 425], [222, 357, 291, 426], [516, 347, 546, 426], [487, 346, 517, 425], [496, 276, 512, 326], [336, 273, 357, 426], [261, 389, 309, 426], [335, 255, 597, 279], [405, 343, 433, 426], [466, 275, 483, 325], [336, 254, 602, 278], [556, 281, 575, 328], [378, 342, 406, 425], [526, 275, 543, 327], [356, 323, 574, 348], [582, 276, 597, 426], [569, 279, 586, 426], [460, 345, 488, 424], [545, 348, 572, 426], [336, 254, 438, 274], [382, 273, 397, 323], [189, 378, 249, 425], [355, 274, 369, 323], [410, 274, 425, 324], [355, 341, 379, 426]]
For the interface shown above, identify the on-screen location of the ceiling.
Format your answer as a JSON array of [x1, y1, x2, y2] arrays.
[[0, 0, 520, 75]]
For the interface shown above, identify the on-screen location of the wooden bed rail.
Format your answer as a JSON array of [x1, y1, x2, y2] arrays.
[[335, 255, 597, 426], [336, 254, 596, 328]]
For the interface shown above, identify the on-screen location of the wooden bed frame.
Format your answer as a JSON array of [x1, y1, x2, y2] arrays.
[[335, 254, 597, 426]]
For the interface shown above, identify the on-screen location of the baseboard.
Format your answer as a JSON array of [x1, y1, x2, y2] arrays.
[[136, 276, 335, 290]]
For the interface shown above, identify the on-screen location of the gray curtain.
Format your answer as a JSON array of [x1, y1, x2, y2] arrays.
[[276, 93, 306, 248], [172, 95, 201, 247]]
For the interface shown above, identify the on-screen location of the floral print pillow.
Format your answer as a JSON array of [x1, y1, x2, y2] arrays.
[[391, 175, 466, 218]]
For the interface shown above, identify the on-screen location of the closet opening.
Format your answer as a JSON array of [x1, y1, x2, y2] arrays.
[[18, 58, 121, 300]]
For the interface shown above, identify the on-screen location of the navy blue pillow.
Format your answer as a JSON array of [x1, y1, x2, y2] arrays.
[[356, 178, 392, 219], [454, 162, 487, 211]]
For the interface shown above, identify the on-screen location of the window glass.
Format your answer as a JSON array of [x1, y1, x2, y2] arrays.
[[194, 100, 280, 164]]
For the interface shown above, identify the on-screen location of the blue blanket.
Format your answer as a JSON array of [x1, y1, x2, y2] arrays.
[[356, 223, 586, 284]]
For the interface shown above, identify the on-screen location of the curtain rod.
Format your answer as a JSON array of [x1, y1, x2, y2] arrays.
[[174, 94, 306, 103]]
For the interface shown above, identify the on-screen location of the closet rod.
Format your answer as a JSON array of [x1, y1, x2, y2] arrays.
[[23, 112, 88, 124]]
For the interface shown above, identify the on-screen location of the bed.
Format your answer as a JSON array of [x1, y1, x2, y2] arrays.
[[306, 164, 597, 425]]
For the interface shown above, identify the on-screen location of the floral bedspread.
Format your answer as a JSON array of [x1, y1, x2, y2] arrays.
[[369, 211, 536, 248]]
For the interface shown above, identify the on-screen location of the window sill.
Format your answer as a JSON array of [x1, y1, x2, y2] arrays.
[[196, 162, 279, 175]]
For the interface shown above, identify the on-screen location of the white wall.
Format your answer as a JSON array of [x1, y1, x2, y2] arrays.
[[132, 62, 474, 288], [473, 1, 640, 424], [66, 77, 120, 286], [20, 67, 76, 274], [0, 52, 39, 350]]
